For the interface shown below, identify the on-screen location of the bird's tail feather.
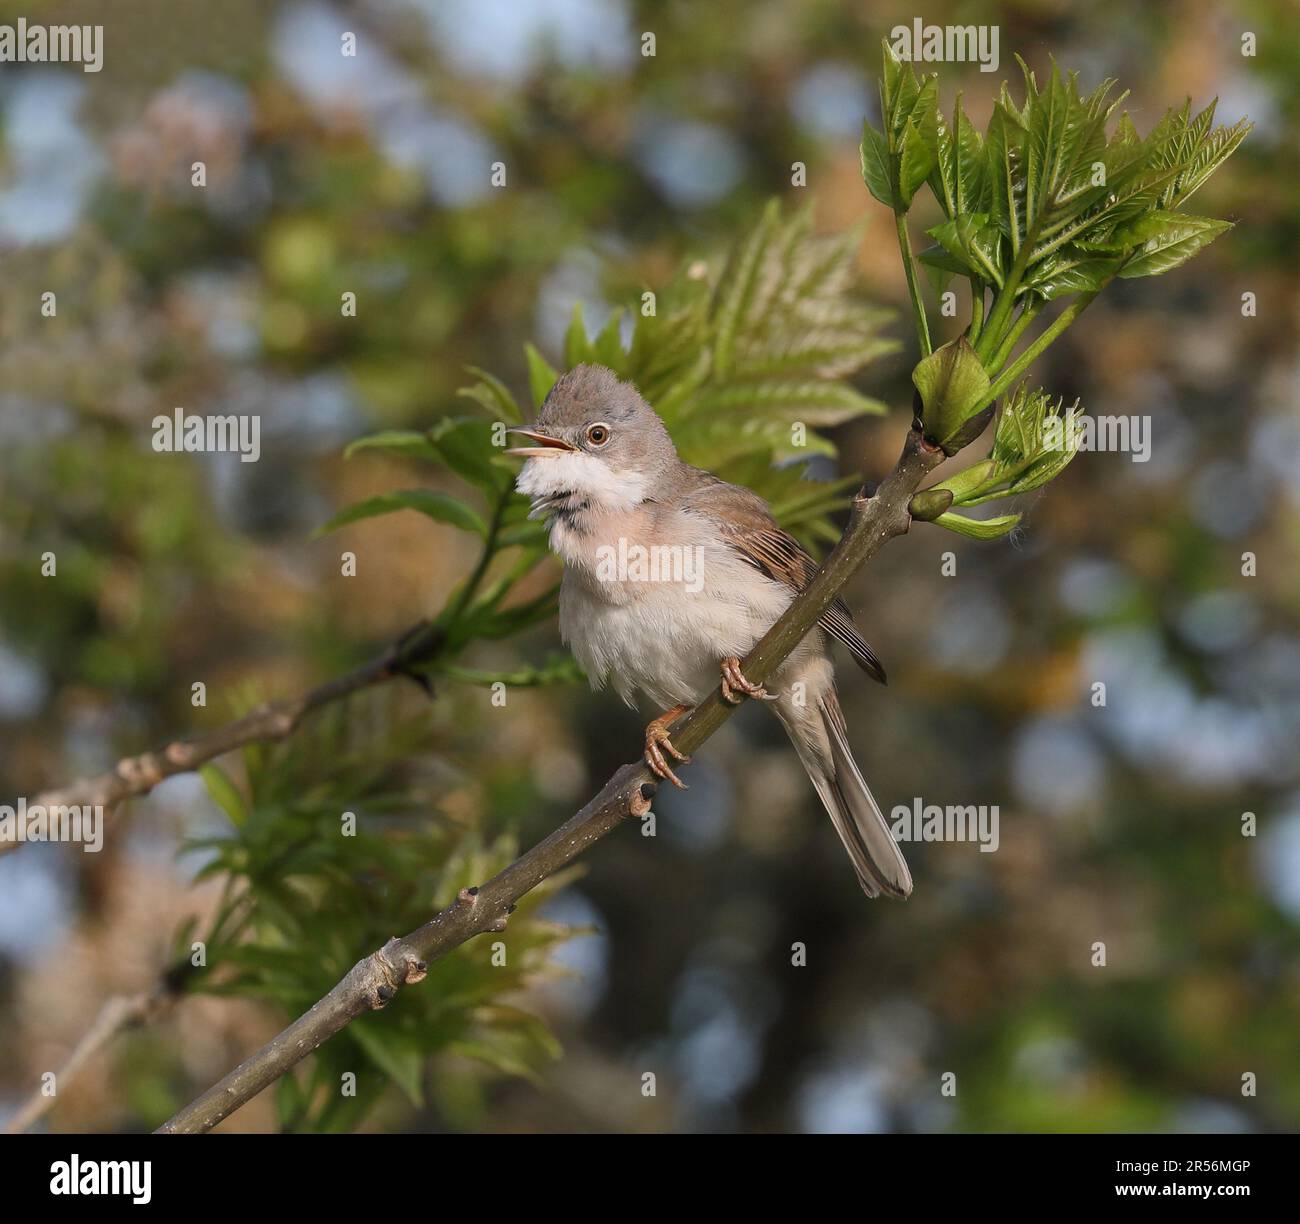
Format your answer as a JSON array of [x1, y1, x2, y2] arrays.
[[777, 687, 912, 899]]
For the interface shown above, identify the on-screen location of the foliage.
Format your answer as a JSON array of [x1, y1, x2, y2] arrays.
[[181, 696, 578, 1133], [0, 0, 1287, 1140], [561, 200, 896, 469], [144, 200, 900, 1131], [862, 42, 1249, 539], [320, 201, 901, 693]]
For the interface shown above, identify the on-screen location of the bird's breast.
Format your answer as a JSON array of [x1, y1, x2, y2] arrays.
[[556, 511, 798, 710]]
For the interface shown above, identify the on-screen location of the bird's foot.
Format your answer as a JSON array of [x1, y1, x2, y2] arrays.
[[719, 657, 776, 704], [644, 704, 692, 790]]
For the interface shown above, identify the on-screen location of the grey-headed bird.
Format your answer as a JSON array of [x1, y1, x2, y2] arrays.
[[507, 364, 911, 898]]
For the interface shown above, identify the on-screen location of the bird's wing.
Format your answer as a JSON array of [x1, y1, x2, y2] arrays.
[[679, 473, 887, 684]]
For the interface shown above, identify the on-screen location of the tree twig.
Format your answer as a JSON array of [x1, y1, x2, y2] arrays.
[[5, 974, 184, 1134], [157, 424, 944, 1134], [4, 626, 445, 857]]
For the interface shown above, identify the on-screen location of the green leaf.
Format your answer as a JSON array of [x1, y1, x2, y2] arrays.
[[1169, 114, 1251, 207], [675, 415, 837, 464], [929, 94, 988, 218], [458, 366, 522, 424], [351, 1023, 425, 1108], [936, 385, 1085, 507], [903, 61, 1248, 327], [524, 344, 558, 409], [275, 1072, 307, 1127], [880, 40, 920, 139], [860, 120, 895, 208], [934, 458, 997, 505], [464, 583, 561, 640], [1020, 59, 1076, 235], [986, 96, 1029, 255], [713, 198, 780, 378], [563, 301, 594, 368], [898, 113, 937, 207], [932, 510, 1021, 539], [199, 763, 247, 827], [496, 517, 548, 550], [1023, 247, 1122, 300], [592, 308, 628, 371], [315, 490, 486, 537], [1008, 442, 1079, 495], [437, 654, 587, 688], [873, 47, 938, 212], [926, 213, 1003, 287], [917, 243, 965, 293], [428, 416, 508, 491], [912, 336, 991, 447], [1118, 214, 1231, 279], [687, 380, 887, 426], [343, 431, 441, 462]]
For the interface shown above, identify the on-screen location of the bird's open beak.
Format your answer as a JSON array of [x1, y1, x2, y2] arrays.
[[504, 428, 577, 458]]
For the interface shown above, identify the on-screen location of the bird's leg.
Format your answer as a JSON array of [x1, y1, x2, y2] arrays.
[[644, 704, 692, 790], [719, 656, 777, 704]]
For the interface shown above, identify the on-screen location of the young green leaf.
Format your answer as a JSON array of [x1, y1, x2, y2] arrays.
[[351, 1022, 426, 1108], [591, 308, 628, 371], [712, 198, 781, 378], [860, 119, 895, 208], [199, 762, 247, 827], [912, 336, 991, 450], [985, 96, 1029, 256], [524, 343, 559, 409], [1118, 214, 1232, 278], [928, 94, 989, 218], [917, 243, 966, 293], [458, 366, 523, 424], [343, 431, 442, 462], [898, 107, 939, 206], [315, 490, 487, 537], [932, 510, 1021, 539], [926, 213, 1004, 287], [436, 654, 587, 688], [563, 301, 595, 368], [429, 416, 510, 491], [880, 39, 920, 137]]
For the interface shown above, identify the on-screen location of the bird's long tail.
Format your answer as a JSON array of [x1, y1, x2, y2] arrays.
[[775, 685, 912, 899]]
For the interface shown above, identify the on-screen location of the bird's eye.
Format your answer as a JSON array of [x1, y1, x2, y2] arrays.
[[586, 423, 610, 446]]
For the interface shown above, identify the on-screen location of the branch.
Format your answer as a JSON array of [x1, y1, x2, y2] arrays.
[[157, 423, 944, 1134], [4, 624, 445, 858], [5, 974, 184, 1134]]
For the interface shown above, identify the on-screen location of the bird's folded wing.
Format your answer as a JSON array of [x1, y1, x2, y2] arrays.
[[680, 475, 887, 683]]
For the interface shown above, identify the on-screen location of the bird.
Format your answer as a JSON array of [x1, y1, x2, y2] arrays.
[[506, 363, 911, 899]]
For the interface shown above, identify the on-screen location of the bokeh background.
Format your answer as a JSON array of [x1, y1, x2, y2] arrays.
[[2, 0, 1297, 1133]]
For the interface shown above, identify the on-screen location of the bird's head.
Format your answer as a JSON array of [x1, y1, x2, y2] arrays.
[[508, 364, 678, 517]]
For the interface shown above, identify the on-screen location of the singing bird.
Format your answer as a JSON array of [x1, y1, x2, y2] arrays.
[[507, 364, 911, 898]]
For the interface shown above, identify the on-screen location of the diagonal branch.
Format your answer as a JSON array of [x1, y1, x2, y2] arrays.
[[5, 973, 185, 1134], [4, 625, 445, 857], [156, 423, 944, 1134]]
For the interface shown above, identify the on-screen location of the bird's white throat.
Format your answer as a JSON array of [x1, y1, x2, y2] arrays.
[[515, 452, 649, 516]]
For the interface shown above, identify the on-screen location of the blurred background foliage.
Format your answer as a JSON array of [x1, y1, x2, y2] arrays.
[[1, 0, 1297, 1133]]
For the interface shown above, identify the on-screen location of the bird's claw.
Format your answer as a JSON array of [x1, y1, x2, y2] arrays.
[[719, 657, 776, 704], [644, 706, 691, 790]]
